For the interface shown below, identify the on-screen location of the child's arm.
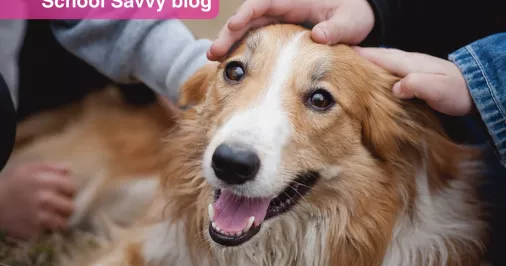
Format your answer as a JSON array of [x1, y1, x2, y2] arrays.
[[51, 20, 211, 103], [449, 33, 506, 167]]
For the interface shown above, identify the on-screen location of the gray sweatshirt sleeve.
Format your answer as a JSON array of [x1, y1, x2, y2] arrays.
[[51, 19, 211, 102], [0, 20, 26, 109]]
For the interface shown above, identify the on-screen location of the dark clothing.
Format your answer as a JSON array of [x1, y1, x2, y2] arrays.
[[366, 0, 506, 59], [0, 73, 16, 172]]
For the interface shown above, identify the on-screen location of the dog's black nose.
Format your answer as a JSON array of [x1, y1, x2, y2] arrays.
[[212, 143, 260, 185]]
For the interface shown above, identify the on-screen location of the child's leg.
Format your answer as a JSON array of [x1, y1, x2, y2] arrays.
[[0, 73, 16, 172]]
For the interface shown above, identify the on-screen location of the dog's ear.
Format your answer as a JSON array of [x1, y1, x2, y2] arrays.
[[360, 73, 417, 161], [359, 72, 427, 160], [360, 73, 481, 174], [178, 62, 218, 108]]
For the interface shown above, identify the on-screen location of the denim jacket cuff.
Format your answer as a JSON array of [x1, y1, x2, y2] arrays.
[[449, 40, 506, 167]]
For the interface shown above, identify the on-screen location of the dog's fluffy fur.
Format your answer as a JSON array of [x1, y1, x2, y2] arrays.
[[55, 25, 485, 266], [4, 87, 175, 234]]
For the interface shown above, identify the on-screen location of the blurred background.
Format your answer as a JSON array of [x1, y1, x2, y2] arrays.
[[184, 1, 239, 40]]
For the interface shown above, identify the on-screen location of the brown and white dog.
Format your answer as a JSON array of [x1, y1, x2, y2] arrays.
[[77, 24, 486, 266]]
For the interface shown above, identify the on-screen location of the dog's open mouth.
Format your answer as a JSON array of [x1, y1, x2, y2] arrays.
[[208, 171, 319, 247]]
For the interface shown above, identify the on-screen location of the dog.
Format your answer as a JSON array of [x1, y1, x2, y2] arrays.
[[4, 86, 176, 235], [72, 24, 486, 266]]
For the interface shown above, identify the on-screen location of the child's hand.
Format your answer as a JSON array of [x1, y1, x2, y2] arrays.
[[0, 162, 75, 240], [207, 0, 375, 61], [354, 47, 473, 116]]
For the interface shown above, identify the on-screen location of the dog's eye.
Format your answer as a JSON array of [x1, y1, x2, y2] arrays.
[[224, 61, 245, 82], [307, 89, 335, 111]]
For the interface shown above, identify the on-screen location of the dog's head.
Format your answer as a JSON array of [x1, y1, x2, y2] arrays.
[[168, 24, 483, 264]]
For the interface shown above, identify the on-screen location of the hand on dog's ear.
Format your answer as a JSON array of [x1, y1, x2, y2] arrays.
[[178, 62, 219, 109]]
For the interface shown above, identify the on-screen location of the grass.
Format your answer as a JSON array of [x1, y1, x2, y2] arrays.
[[0, 231, 106, 266]]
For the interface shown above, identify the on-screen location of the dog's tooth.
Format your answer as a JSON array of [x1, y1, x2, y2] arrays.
[[208, 204, 215, 221], [244, 216, 255, 232], [212, 222, 217, 230], [216, 226, 221, 232], [235, 231, 242, 237]]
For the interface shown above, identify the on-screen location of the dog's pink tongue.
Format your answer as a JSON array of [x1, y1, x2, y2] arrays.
[[213, 190, 271, 232]]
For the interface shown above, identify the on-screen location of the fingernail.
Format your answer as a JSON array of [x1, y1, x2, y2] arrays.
[[315, 27, 330, 44], [322, 29, 332, 45], [321, 28, 329, 40], [392, 81, 402, 97], [209, 43, 217, 53]]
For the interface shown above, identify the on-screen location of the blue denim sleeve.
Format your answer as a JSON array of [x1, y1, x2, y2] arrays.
[[449, 33, 506, 167]]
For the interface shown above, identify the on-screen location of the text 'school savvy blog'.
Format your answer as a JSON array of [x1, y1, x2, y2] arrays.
[[42, 0, 211, 12]]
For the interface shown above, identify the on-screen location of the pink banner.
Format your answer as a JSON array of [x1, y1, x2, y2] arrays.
[[0, 0, 219, 19]]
